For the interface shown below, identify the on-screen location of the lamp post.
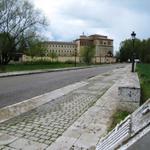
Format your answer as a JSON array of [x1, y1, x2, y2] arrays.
[[75, 48, 77, 67], [131, 31, 136, 72]]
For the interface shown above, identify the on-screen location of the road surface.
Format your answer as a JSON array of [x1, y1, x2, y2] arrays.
[[0, 64, 126, 108]]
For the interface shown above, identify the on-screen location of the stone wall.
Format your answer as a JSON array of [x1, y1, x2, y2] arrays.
[[22, 55, 116, 64]]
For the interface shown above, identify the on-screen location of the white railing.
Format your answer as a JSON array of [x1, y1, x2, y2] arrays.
[[96, 116, 131, 150]]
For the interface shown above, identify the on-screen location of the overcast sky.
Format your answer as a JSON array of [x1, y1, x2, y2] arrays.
[[32, 0, 150, 52]]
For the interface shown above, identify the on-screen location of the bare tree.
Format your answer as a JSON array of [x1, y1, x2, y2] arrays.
[[0, 0, 47, 64]]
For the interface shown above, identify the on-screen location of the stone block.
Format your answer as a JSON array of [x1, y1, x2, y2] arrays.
[[118, 72, 140, 112], [118, 87, 140, 102], [9, 138, 47, 150], [46, 136, 77, 150], [0, 133, 18, 145]]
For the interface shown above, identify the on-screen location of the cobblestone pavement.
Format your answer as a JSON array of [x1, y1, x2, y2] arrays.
[[0, 68, 123, 150]]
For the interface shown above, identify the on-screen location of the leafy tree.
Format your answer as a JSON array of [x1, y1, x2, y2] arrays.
[[115, 51, 120, 62], [0, 32, 16, 64], [0, 0, 47, 64], [26, 38, 47, 59], [80, 45, 95, 64], [119, 39, 141, 62], [140, 39, 150, 63], [48, 52, 58, 62], [119, 39, 133, 62], [119, 38, 150, 63]]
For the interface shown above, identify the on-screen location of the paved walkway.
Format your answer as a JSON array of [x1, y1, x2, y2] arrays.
[[0, 65, 129, 150]]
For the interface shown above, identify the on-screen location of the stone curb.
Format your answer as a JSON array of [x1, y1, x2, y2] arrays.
[[0, 65, 104, 78]]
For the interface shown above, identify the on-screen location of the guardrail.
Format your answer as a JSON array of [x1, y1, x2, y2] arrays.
[[96, 99, 150, 150], [96, 116, 131, 150]]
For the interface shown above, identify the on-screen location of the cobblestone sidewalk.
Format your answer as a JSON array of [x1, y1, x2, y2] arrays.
[[0, 66, 127, 150]]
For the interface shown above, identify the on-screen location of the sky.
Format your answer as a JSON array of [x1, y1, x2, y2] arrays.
[[32, 0, 150, 53]]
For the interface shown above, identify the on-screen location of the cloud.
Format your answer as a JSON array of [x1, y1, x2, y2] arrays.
[[32, 0, 150, 52]]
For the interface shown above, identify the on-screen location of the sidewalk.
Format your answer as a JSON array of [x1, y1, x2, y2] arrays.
[[0, 65, 129, 150]]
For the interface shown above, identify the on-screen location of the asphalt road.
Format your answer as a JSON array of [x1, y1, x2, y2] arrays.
[[0, 64, 126, 108]]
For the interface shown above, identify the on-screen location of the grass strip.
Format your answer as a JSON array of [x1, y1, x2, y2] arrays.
[[136, 63, 150, 103]]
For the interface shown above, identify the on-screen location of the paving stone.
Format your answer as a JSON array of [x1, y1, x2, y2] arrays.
[[0, 133, 18, 146], [40, 135, 50, 140], [44, 140, 53, 145], [0, 145, 5, 149], [9, 138, 47, 150], [1, 146, 16, 150], [73, 133, 101, 149], [46, 136, 77, 150]]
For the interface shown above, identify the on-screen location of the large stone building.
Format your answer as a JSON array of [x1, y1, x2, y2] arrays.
[[44, 41, 76, 56], [23, 34, 115, 63], [75, 34, 113, 57]]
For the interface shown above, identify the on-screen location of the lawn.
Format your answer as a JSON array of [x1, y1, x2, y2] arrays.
[[0, 61, 97, 73], [136, 63, 150, 103], [0, 63, 80, 72]]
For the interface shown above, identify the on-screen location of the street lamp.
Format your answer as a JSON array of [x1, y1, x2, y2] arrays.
[[131, 31, 136, 72]]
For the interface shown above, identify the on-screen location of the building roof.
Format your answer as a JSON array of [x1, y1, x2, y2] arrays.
[[44, 41, 76, 45], [75, 34, 113, 41], [88, 34, 107, 39]]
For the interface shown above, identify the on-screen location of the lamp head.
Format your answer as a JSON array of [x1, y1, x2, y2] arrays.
[[131, 31, 136, 40]]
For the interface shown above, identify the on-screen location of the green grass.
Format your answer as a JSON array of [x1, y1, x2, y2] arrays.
[[0, 63, 82, 72], [137, 63, 150, 103], [0, 61, 100, 73], [108, 110, 130, 132]]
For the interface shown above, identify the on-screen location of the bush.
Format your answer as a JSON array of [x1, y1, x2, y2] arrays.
[[144, 55, 150, 63], [23, 60, 66, 65], [64, 60, 75, 64], [0, 65, 6, 72]]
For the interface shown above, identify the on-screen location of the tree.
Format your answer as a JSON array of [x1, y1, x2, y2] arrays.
[[119, 39, 141, 62], [140, 39, 150, 63], [119, 39, 133, 62], [119, 38, 150, 63], [115, 51, 120, 62], [80, 45, 95, 64], [0, 0, 47, 64], [25, 38, 47, 59], [0, 32, 16, 64], [48, 52, 58, 62]]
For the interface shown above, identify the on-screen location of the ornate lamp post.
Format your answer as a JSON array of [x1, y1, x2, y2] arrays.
[[131, 31, 136, 72]]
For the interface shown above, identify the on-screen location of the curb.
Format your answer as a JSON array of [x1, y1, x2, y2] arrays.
[[0, 65, 104, 78], [0, 81, 88, 123]]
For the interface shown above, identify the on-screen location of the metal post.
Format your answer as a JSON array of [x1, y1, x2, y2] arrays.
[[131, 39, 135, 72], [131, 31, 136, 72], [75, 48, 77, 67]]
